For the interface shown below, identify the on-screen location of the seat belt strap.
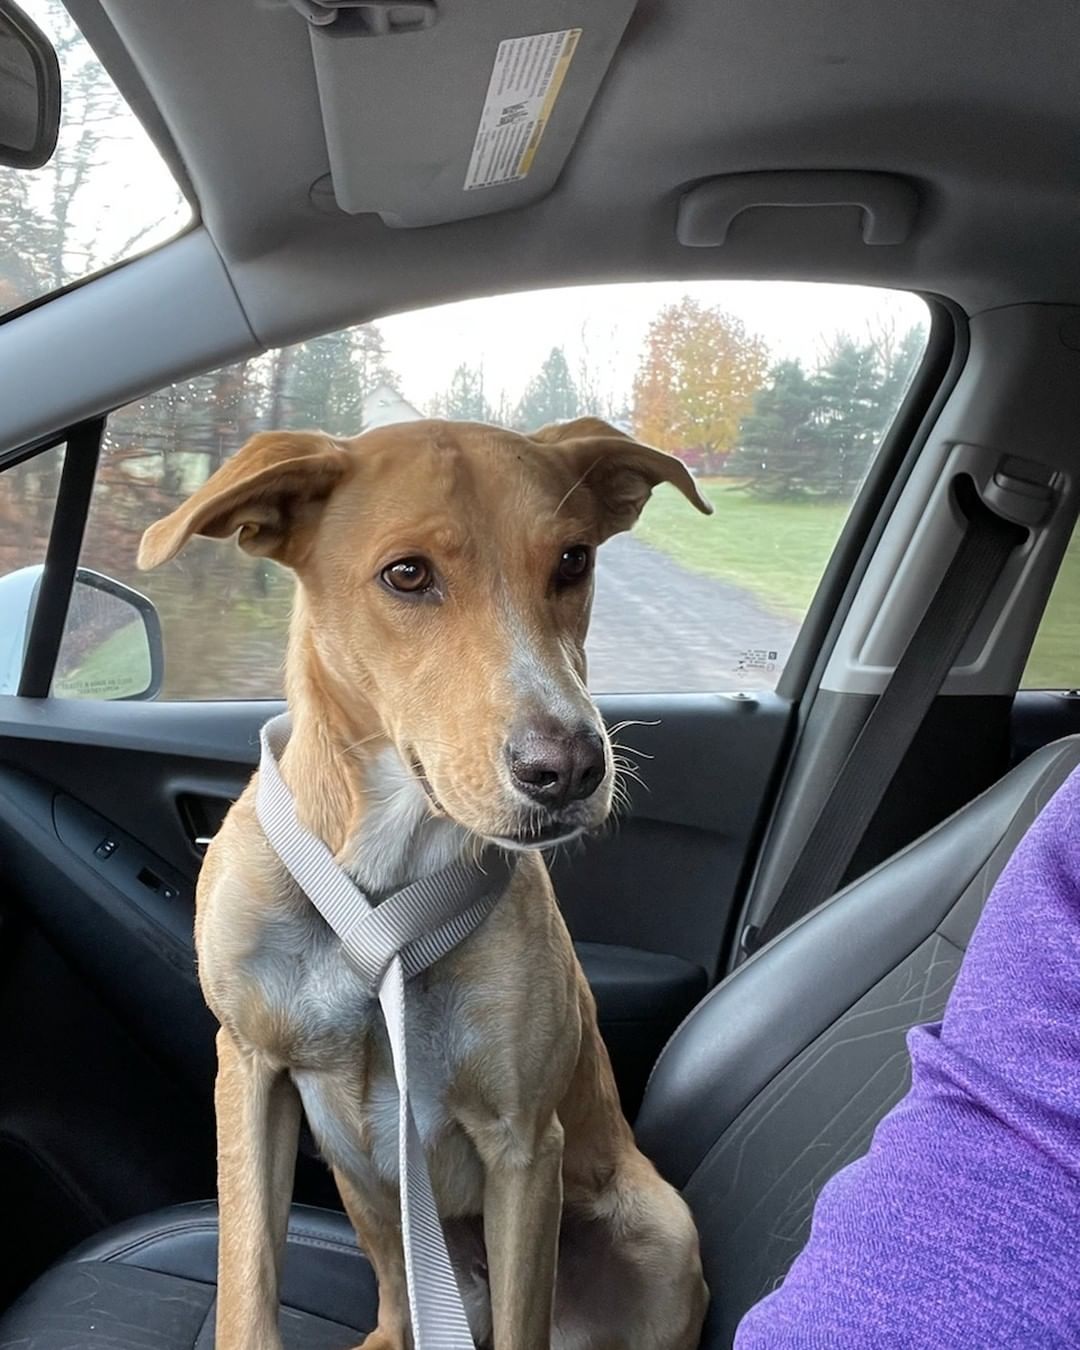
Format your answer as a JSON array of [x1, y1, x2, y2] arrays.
[[256, 713, 513, 1348], [745, 483, 1026, 955]]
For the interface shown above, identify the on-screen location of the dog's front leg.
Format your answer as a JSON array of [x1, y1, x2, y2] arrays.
[[214, 1026, 302, 1350], [334, 1167, 412, 1350], [464, 1110, 564, 1350]]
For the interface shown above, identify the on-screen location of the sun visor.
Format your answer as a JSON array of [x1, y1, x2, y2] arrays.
[[295, 0, 637, 228]]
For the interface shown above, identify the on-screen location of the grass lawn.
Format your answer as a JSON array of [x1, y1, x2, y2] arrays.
[[639, 477, 1080, 687], [1022, 532, 1080, 689], [636, 477, 850, 619]]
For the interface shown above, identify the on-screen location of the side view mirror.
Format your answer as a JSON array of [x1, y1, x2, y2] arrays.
[[0, 565, 164, 700], [0, 0, 61, 170]]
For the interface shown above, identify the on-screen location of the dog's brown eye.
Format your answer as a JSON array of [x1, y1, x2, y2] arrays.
[[557, 545, 592, 585], [381, 557, 434, 594]]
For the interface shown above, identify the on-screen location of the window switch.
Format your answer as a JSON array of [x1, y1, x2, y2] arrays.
[[94, 838, 118, 860]]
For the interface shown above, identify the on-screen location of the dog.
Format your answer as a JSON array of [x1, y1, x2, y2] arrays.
[[138, 416, 711, 1350]]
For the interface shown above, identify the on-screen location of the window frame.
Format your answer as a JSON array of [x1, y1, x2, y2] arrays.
[[3, 418, 104, 696], [8, 291, 950, 705]]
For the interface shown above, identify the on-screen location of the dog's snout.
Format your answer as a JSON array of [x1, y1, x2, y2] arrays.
[[507, 723, 606, 808]]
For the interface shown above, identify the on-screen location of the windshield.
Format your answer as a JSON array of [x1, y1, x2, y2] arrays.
[[0, 0, 190, 316]]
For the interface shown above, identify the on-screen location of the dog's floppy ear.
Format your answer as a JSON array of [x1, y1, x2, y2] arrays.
[[531, 417, 712, 536], [137, 431, 351, 570]]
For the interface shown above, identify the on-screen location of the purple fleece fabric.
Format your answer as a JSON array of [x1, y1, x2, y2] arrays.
[[735, 766, 1080, 1349]]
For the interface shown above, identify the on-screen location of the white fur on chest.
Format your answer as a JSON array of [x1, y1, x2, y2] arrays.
[[249, 744, 487, 1212], [291, 973, 486, 1213]]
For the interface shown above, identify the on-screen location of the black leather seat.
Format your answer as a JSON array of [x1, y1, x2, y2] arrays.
[[0, 1202, 377, 1348], [3, 737, 1077, 1350]]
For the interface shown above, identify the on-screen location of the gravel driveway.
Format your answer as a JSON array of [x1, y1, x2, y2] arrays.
[[587, 534, 802, 693]]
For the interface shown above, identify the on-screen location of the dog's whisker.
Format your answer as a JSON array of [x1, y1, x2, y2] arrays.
[[335, 731, 386, 759], [610, 739, 655, 761], [553, 460, 599, 518], [613, 762, 650, 796], [615, 761, 650, 783], [606, 718, 660, 738]]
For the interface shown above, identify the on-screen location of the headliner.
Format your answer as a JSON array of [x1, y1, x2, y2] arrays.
[[57, 0, 1080, 346]]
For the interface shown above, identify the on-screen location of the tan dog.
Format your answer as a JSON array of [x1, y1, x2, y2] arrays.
[[138, 417, 710, 1350]]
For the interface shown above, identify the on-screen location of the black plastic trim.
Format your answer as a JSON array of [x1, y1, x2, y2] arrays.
[[17, 419, 104, 697]]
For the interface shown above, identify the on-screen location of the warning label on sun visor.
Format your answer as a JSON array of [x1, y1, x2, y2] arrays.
[[464, 29, 582, 191]]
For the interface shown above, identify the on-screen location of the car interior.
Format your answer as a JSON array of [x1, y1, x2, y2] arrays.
[[3, 1, 1080, 1347]]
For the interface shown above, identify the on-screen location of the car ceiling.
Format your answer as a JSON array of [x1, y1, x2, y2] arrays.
[[62, 0, 1080, 350]]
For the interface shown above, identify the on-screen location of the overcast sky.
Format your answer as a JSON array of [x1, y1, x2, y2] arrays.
[[379, 282, 927, 411]]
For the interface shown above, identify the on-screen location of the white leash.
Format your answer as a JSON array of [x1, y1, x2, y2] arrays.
[[255, 714, 512, 1348]]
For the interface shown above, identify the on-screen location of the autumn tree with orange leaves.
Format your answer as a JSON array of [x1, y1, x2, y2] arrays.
[[632, 297, 769, 472]]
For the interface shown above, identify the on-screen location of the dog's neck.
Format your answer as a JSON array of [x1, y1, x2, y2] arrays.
[[279, 636, 472, 899], [342, 743, 473, 896]]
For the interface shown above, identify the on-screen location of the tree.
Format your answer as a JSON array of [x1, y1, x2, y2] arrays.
[[814, 336, 882, 497], [574, 321, 630, 423], [428, 363, 494, 422], [731, 360, 825, 498], [515, 347, 581, 429], [0, 2, 123, 307], [354, 325, 399, 403], [491, 389, 517, 428], [285, 325, 399, 434], [632, 297, 769, 472], [874, 322, 927, 421], [731, 322, 929, 500]]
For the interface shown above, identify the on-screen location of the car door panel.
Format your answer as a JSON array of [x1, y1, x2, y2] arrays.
[[0, 689, 791, 1125]]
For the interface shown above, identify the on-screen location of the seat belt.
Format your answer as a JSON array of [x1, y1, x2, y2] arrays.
[[256, 714, 514, 1349], [743, 477, 1030, 956]]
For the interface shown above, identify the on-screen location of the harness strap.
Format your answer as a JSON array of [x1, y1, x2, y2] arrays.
[[256, 713, 512, 1348]]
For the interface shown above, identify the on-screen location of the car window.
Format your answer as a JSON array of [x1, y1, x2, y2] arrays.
[[0, 442, 65, 692], [1022, 525, 1080, 689], [0, 0, 190, 317], [56, 281, 928, 700]]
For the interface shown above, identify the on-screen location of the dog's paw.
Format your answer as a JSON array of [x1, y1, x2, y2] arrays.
[[353, 1332, 407, 1350]]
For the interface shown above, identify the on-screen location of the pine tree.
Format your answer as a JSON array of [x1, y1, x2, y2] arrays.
[[429, 363, 494, 421], [814, 337, 882, 498], [284, 326, 395, 434], [514, 347, 581, 429], [354, 325, 399, 403], [874, 323, 927, 425], [733, 360, 825, 498]]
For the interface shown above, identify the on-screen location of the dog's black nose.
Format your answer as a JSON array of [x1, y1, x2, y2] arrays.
[[507, 725, 606, 808]]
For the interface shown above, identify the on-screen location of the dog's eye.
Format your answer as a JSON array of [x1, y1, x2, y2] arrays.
[[556, 545, 592, 586], [381, 557, 434, 594]]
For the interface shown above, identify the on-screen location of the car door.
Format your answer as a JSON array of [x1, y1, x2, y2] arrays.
[[0, 279, 937, 1296]]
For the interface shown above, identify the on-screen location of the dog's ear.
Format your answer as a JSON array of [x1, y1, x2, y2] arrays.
[[531, 417, 712, 536], [137, 431, 351, 570]]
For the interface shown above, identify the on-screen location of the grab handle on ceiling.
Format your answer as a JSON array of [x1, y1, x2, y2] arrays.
[[677, 171, 919, 246]]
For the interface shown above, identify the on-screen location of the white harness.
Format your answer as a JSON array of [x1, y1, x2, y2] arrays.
[[256, 713, 512, 1348]]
